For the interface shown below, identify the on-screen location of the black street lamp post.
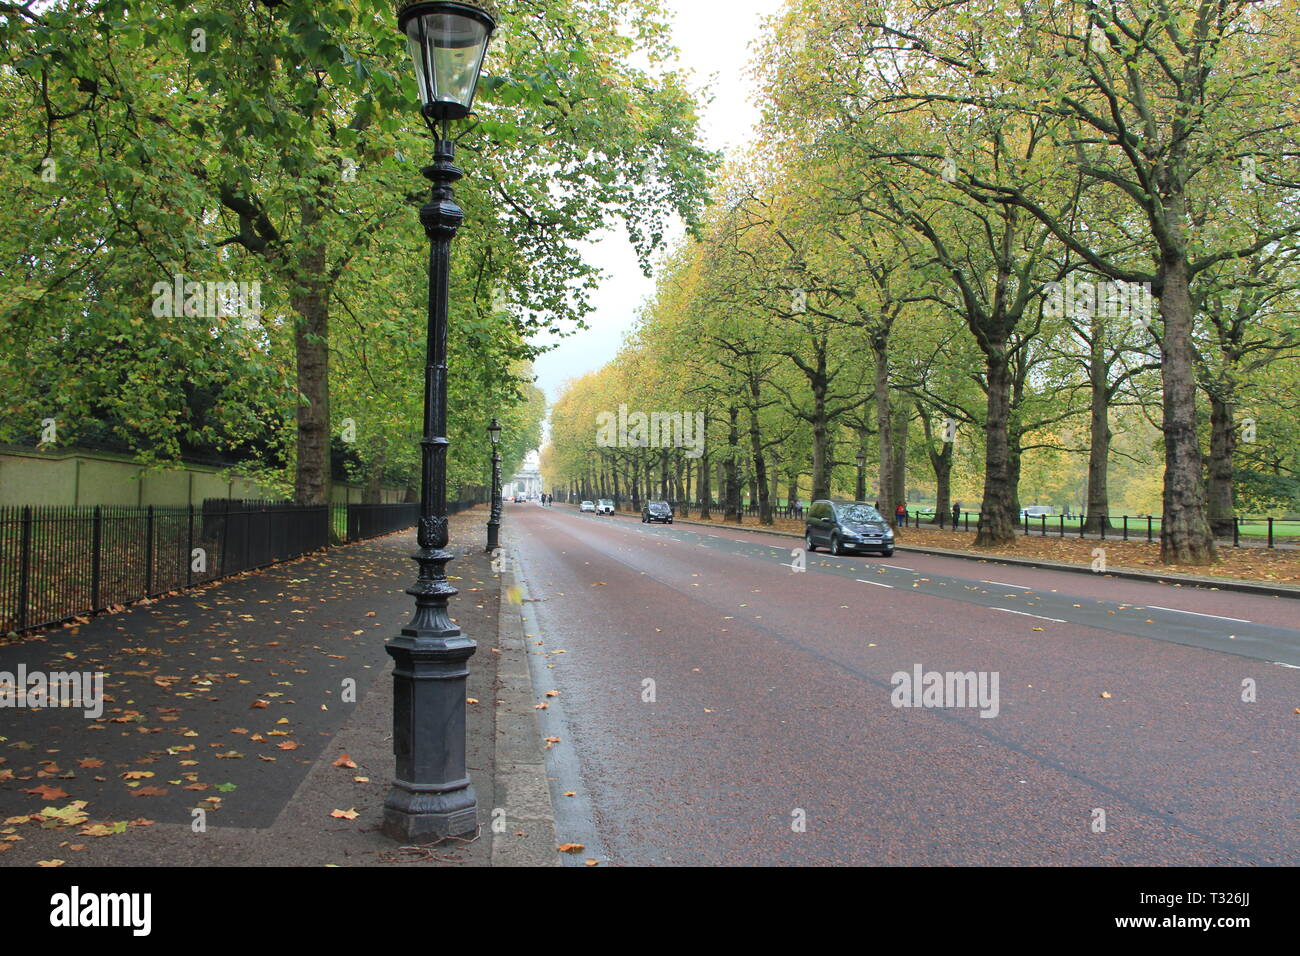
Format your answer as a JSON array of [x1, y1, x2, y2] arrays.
[[855, 450, 867, 503], [383, 0, 495, 843], [486, 417, 501, 552]]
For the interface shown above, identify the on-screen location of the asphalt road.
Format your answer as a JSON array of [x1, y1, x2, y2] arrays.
[[507, 502, 1299, 866]]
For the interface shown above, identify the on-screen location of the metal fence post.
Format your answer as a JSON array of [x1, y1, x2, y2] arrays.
[[220, 499, 230, 577], [1122, 515, 1128, 541], [186, 504, 195, 586], [1233, 517, 1240, 548], [18, 506, 32, 632], [1268, 517, 1274, 549], [1147, 516, 1153, 542], [91, 505, 102, 611], [145, 505, 155, 595]]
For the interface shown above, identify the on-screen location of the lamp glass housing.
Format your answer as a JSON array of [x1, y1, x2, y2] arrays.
[[400, 2, 494, 122]]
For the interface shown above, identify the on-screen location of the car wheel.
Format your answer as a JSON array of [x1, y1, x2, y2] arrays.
[[881, 549, 894, 557], [805, 531, 817, 552], [830, 534, 843, 556], [667, 519, 673, 524]]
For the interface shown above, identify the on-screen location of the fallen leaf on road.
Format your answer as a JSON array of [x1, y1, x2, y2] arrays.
[[36, 859, 65, 867], [331, 809, 359, 820], [332, 754, 358, 769], [1100, 692, 1112, 699], [22, 785, 67, 801], [79, 822, 129, 838], [557, 843, 585, 853]]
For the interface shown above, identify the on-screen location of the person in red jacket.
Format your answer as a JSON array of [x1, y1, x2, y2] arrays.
[[895, 501, 906, 527]]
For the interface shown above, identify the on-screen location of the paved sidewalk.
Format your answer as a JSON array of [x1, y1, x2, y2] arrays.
[[0, 510, 556, 867]]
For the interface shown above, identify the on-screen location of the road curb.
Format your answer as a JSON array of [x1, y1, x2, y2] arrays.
[[490, 560, 560, 867], [602, 509, 1300, 601]]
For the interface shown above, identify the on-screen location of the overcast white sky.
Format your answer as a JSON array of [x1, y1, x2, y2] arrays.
[[530, 0, 786, 426]]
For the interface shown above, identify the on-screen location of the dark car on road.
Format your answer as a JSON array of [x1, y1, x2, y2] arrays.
[[642, 500, 673, 524], [805, 500, 895, 556]]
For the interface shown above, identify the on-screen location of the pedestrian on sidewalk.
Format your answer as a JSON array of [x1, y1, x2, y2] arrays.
[[896, 501, 907, 527], [952, 501, 961, 528]]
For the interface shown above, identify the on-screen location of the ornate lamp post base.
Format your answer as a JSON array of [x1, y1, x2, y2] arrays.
[[382, 635, 478, 840]]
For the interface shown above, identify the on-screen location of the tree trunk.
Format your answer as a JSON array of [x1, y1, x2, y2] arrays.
[[1158, 255, 1217, 564], [1083, 329, 1114, 533], [748, 404, 772, 524], [362, 454, 385, 505], [698, 448, 712, 520], [768, 453, 781, 515], [725, 406, 742, 523], [923, 415, 953, 525], [891, 396, 910, 511], [811, 383, 830, 501], [291, 198, 331, 506], [873, 341, 895, 526], [1207, 392, 1236, 538], [975, 348, 1017, 546]]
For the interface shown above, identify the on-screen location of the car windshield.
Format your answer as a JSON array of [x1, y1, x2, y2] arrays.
[[839, 504, 884, 524], [599, 500, 612, 505], [649, 502, 669, 511]]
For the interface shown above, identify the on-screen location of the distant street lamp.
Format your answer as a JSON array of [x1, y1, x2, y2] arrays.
[[486, 417, 501, 552], [855, 450, 867, 502], [383, 0, 496, 843]]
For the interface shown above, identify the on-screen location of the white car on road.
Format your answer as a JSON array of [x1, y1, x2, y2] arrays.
[[580, 500, 596, 513], [596, 499, 615, 515]]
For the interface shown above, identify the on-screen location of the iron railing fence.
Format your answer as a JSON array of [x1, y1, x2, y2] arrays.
[[344, 500, 482, 541], [896, 509, 1299, 547], [0, 497, 483, 635]]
